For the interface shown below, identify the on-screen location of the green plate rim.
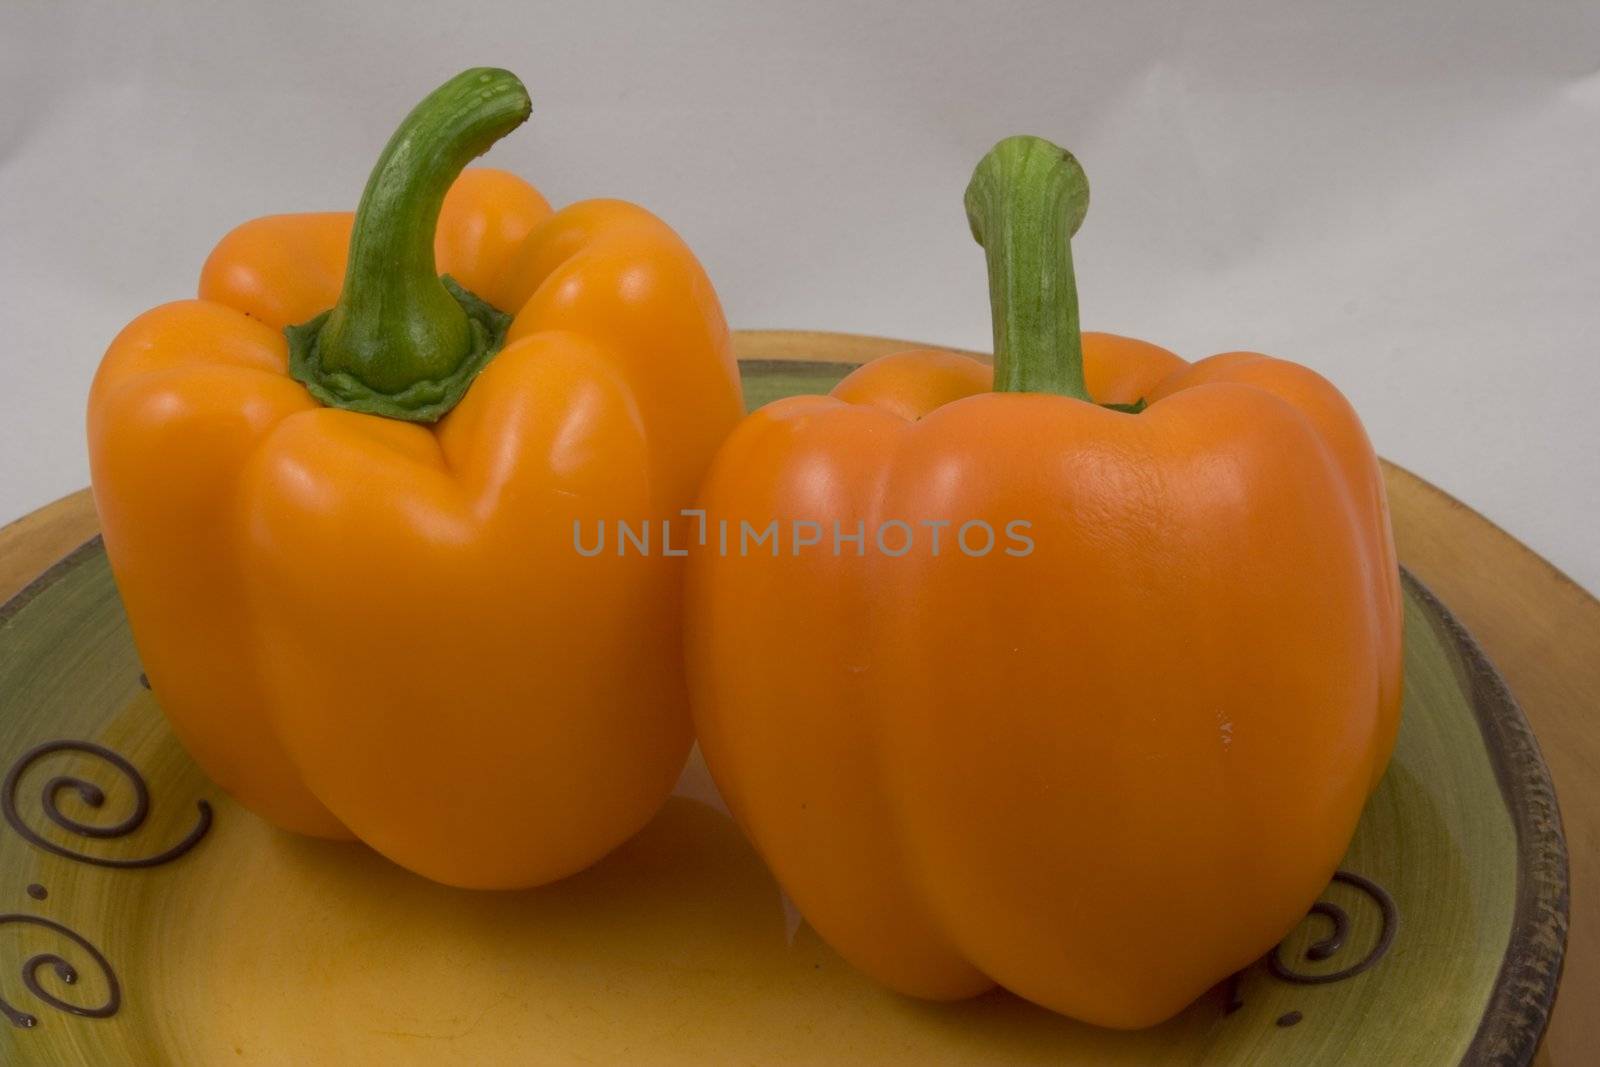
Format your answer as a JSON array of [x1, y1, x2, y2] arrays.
[[1400, 570, 1570, 1065], [734, 358, 861, 376], [0, 538, 1571, 1064]]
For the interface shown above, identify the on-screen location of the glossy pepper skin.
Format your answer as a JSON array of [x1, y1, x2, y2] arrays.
[[87, 70, 743, 888], [685, 138, 1400, 1027]]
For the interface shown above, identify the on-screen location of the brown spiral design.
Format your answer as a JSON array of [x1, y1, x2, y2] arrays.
[[1270, 870, 1398, 984], [0, 914, 120, 1028], [2, 740, 211, 869]]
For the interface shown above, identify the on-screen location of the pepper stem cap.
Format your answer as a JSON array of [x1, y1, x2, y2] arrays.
[[287, 68, 529, 423]]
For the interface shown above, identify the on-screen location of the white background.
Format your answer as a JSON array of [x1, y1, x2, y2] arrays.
[[2, 1, 1597, 592]]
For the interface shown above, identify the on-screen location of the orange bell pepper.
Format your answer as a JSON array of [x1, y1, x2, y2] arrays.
[[87, 69, 743, 888], [685, 136, 1401, 1026]]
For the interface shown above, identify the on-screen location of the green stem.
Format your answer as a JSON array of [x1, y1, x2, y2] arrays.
[[286, 68, 531, 422], [964, 135, 1091, 399]]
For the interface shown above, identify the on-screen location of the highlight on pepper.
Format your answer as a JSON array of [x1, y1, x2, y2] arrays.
[[86, 68, 744, 889]]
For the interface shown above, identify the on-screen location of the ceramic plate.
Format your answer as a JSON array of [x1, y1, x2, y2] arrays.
[[0, 360, 1567, 1065]]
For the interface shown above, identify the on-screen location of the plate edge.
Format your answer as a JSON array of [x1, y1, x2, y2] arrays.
[[0, 535, 106, 630], [737, 358, 862, 377], [1402, 568, 1571, 1067]]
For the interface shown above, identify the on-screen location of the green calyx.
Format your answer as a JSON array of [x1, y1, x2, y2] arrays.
[[965, 134, 1136, 409], [286, 278, 511, 421], [286, 68, 530, 423]]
